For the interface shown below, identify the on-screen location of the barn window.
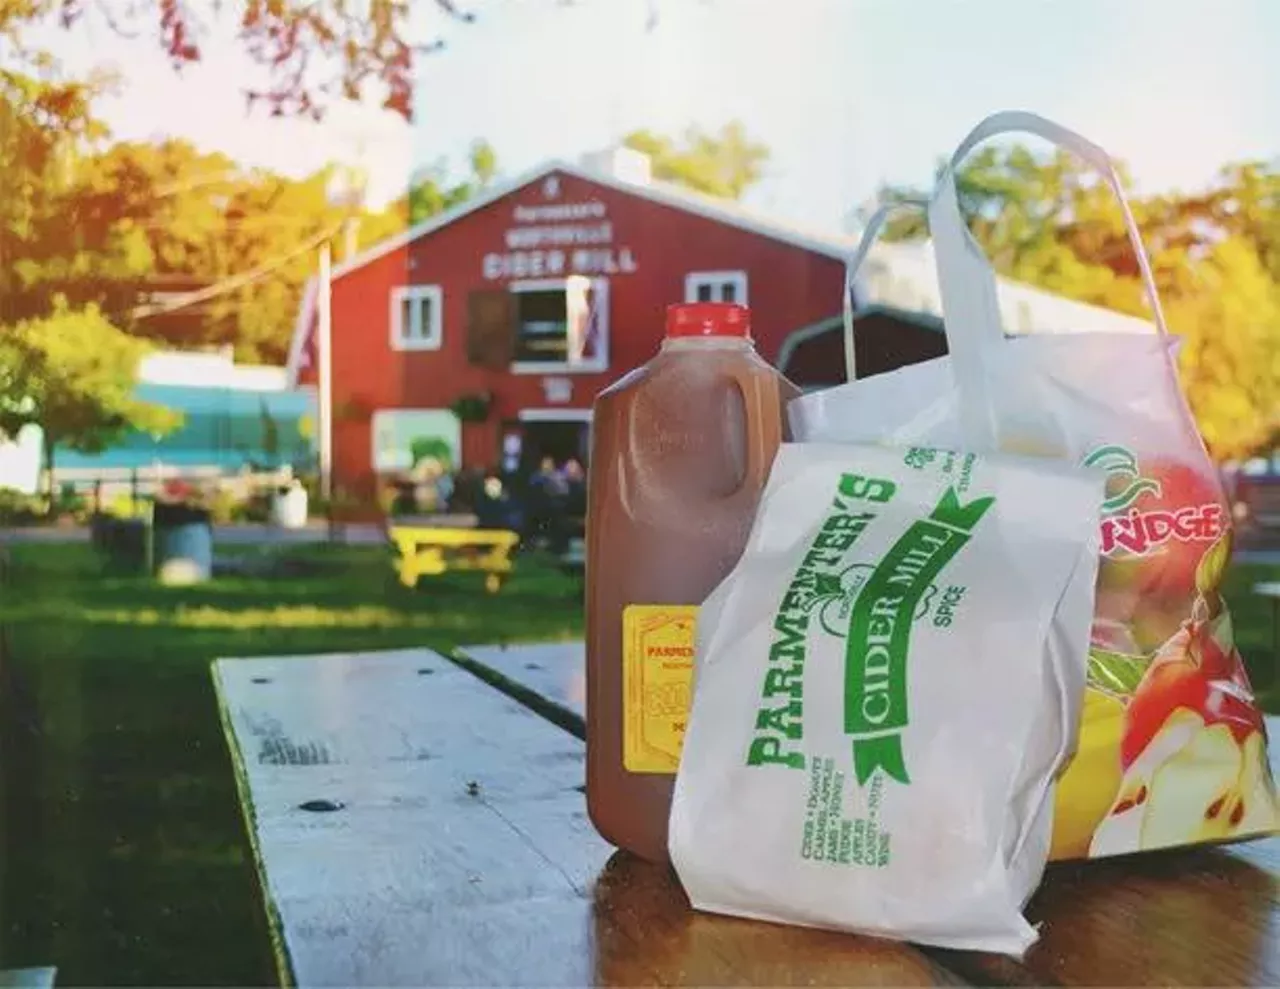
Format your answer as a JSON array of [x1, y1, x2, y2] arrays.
[[389, 284, 443, 351], [685, 270, 749, 306], [509, 276, 610, 374]]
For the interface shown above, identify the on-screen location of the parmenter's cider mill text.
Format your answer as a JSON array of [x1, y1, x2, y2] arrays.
[[745, 463, 994, 788]]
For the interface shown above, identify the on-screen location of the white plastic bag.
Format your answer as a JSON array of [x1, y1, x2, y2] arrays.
[[790, 111, 1279, 863], [669, 441, 1103, 956]]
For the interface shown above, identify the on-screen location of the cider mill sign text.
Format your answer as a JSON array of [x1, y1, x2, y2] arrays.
[[482, 175, 640, 281]]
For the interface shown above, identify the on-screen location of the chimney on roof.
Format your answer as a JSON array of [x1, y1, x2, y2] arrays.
[[581, 145, 652, 186]]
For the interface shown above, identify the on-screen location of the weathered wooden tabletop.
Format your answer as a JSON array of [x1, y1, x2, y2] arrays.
[[215, 645, 1280, 988], [214, 650, 958, 987]]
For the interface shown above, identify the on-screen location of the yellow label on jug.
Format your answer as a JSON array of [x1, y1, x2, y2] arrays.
[[623, 604, 698, 774]]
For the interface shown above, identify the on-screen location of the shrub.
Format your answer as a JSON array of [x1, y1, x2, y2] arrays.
[[56, 482, 87, 520], [0, 489, 44, 526], [208, 487, 241, 526]]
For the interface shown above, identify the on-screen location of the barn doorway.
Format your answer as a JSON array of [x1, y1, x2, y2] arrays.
[[517, 411, 591, 475]]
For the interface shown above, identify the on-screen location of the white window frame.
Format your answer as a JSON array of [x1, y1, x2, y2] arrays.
[[509, 277, 610, 375], [389, 284, 444, 352], [517, 409, 593, 423], [685, 270, 749, 306]]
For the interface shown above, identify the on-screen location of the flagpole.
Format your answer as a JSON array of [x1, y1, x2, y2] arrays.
[[317, 240, 333, 503]]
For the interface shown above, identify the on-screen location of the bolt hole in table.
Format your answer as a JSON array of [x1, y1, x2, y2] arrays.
[[213, 646, 1280, 988]]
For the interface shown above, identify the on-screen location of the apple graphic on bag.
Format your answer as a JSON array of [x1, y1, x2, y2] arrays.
[[1088, 533, 1278, 856]]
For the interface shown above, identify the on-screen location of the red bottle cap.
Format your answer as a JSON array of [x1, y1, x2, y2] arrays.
[[665, 302, 751, 339]]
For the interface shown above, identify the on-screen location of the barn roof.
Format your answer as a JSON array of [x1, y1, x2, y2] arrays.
[[284, 156, 1159, 385]]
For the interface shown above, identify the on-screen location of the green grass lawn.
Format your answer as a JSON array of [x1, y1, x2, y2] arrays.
[[0, 541, 582, 986], [1224, 563, 1280, 710]]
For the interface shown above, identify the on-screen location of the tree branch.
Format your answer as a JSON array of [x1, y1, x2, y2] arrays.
[[31, 0, 480, 121], [22, 0, 688, 121], [129, 222, 342, 320]]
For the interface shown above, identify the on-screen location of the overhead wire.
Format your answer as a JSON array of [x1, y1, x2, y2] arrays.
[[130, 222, 343, 320]]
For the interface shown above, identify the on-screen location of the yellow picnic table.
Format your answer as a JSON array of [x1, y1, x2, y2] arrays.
[[388, 525, 519, 593]]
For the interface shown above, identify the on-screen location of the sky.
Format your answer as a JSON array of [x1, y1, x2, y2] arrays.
[[33, 0, 1280, 236]]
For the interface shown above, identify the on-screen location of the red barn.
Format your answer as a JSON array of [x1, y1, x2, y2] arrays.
[[285, 147, 950, 500]]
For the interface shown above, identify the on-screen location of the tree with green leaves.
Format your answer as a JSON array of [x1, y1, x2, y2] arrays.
[[400, 139, 500, 226], [2, 81, 498, 365], [624, 121, 770, 200], [1166, 237, 1280, 461], [112, 136, 498, 362], [1199, 162, 1280, 286], [0, 70, 129, 322], [100, 138, 370, 361], [0, 301, 181, 504]]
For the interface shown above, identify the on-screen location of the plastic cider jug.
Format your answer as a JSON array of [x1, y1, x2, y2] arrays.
[[585, 302, 798, 863]]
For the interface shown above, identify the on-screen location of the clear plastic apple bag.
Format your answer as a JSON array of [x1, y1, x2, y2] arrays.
[[669, 442, 1104, 956], [788, 110, 1280, 860]]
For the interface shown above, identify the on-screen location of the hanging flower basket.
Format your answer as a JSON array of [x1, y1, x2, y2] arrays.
[[155, 478, 215, 518], [450, 391, 493, 423]]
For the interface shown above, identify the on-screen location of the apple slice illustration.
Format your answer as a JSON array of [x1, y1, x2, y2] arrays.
[[1089, 630, 1273, 852], [1087, 523, 1278, 856], [1119, 620, 1263, 771], [1232, 731, 1280, 837], [1118, 530, 1258, 764], [1091, 715, 1278, 855], [1131, 719, 1244, 849], [1089, 707, 1204, 856]]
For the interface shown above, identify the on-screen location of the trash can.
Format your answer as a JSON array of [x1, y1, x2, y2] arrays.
[[152, 502, 213, 586], [92, 513, 152, 576], [271, 481, 309, 530]]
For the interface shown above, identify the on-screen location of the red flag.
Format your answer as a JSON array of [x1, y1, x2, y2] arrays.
[[288, 278, 319, 384]]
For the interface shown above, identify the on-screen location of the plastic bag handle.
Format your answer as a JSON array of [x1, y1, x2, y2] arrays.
[[841, 199, 929, 382], [927, 110, 1171, 448], [934, 110, 1170, 339]]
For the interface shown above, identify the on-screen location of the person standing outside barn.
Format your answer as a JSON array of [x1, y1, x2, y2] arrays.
[[524, 457, 563, 548], [554, 458, 587, 556]]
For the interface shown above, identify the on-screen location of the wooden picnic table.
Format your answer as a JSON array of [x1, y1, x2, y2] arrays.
[[387, 525, 519, 593], [214, 646, 1280, 988]]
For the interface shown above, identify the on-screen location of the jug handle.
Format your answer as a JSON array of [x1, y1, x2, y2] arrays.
[[731, 366, 784, 495]]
